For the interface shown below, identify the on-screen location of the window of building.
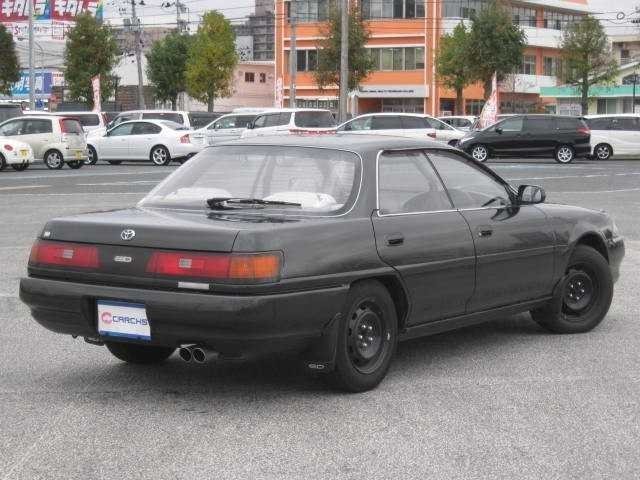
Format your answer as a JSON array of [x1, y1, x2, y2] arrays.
[[368, 47, 425, 71], [465, 100, 485, 115], [543, 57, 562, 77], [245, 72, 255, 82], [361, 0, 425, 19], [259, 72, 267, 83], [381, 98, 424, 113], [297, 99, 339, 111], [516, 55, 537, 75], [292, 0, 331, 22], [442, 0, 487, 19], [543, 10, 582, 30], [597, 98, 619, 114], [512, 5, 537, 27]]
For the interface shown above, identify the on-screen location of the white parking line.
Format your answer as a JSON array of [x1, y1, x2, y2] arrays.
[[0, 185, 49, 191]]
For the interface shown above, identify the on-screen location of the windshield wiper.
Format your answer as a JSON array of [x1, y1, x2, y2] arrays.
[[206, 197, 302, 210]]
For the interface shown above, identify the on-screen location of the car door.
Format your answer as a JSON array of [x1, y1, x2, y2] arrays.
[[610, 117, 640, 155], [586, 117, 612, 156], [521, 116, 557, 155], [207, 115, 249, 144], [130, 122, 162, 159], [20, 119, 53, 160], [371, 150, 476, 324], [401, 115, 434, 140], [100, 123, 135, 159], [487, 116, 525, 155], [370, 115, 404, 136], [428, 150, 555, 311]]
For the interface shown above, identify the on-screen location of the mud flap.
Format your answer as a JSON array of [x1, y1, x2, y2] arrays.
[[303, 313, 341, 372]]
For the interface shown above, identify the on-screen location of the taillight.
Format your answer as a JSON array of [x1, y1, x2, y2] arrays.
[[4, 144, 13, 151], [427, 132, 437, 138], [29, 240, 100, 269], [578, 127, 590, 135], [59, 118, 68, 133], [180, 134, 190, 144], [146, 251, 281, 283]]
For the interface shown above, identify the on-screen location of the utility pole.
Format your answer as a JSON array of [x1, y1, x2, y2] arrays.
[[289, 0, 297, 108], [175, 0, 184, 33], [28, 0, 35, 110], [131, 0, 146, 109], [338, 0, 349, 123]]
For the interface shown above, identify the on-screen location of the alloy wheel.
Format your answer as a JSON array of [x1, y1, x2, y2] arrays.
[[45, 152, 63, 169], [152, 147, 168, 166], [596, 145, 611, 160], [471, 145, 488, 162], [556, 146, 574, 164]]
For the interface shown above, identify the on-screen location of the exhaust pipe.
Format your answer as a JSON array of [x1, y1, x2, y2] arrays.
[[192, 346, 219, 364], [178, 346, 193, 362]]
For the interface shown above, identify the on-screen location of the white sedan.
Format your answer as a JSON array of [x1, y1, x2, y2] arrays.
[[0, 138, 34, 171], [86, 120, 201, 166]]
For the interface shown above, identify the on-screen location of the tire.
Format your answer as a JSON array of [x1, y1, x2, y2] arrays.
[[105, 342, 175, 364], [555, 145, 575, 164], [327, 280, 398, 392], [107, 160, 122, 165], [44, 150, 64, 170], [11, 163, 29, 171], [470, 144, 489, 162], [0, 154, 5, 171], [594, 143, 612, 161], [67, 160, 83, 169], [150, 145, 171, 166], [531, 245, 613, 334], [85, 145, 98, 165]]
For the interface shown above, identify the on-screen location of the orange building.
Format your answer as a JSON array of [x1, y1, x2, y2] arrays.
[[274, 0, 593, 116]]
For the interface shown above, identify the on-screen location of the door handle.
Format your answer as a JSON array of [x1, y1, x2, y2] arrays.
[[477, 228, 493, 238], [385, 234, 404, 246]]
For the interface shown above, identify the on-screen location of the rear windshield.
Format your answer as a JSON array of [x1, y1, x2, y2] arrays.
[[160, 121, 189, 130], [140, 145, 360, 215], [142, 112, 184, 124], [295, 111, 336, 128], [189, 112, 221, 129], [71, 114, 100, 127], [61, 119, 83, 134], [0, 105, 22, 123]]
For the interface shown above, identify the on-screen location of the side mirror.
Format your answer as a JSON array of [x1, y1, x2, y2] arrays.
[[495, 127, 503, 134], [517, 184, 546, 204]]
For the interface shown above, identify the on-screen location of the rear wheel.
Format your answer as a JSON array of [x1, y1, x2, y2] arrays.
[[85, 145, 98, 165], [67, 160, 83, 169], [594, 143, 612, 160], [150, 145, 171, 166], [107, 160, 122, 165], [531, 245, 613, 333], [11, 162, 29, 171], [44, 150, 64, 170], [105, 342, 175, 364], [470, 144, 489, 162], [555, 145, 575, 164], [327, 280, 398, 392]]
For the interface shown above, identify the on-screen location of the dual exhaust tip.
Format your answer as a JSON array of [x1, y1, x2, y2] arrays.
[[178, 345, 218, 364]]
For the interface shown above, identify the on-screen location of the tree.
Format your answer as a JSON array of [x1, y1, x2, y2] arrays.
[[436, 23, 475, 115], [468, 1, 527, 99], [63, 13, 118, 107], [561, 15, 619, 115], [0, 24, 20, 96], [146, 33, 191, 110], [314, 5, 374, 92], [186, 11, 237, 112]]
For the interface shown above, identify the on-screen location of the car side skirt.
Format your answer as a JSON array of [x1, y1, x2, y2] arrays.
[[399, 296, 552, 341]]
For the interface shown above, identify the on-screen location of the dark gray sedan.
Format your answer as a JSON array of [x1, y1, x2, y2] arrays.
[[20, 136, 625, 392]]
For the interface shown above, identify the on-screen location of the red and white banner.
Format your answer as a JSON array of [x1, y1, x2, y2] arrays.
[[91, 75, 100, 112], [0, 0, 102, 22], [478, 73, 499, 129]]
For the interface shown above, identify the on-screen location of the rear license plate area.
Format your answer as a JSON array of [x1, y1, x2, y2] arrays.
[[97, 300, 151, 341]]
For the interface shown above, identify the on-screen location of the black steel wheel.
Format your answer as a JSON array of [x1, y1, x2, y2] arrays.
[[327, 280, 397, 392], [106, 342, 175, 364], [531, 245, 613, 333]]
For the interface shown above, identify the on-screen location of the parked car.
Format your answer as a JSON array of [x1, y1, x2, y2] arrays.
[[104, 110, 221, 132], [338, 113, 437, 140], [40, 111, 108, 134], [423, 116, 467, 145], [87, 119, 199, 166], [241, 108, 337, 137], [191, 113, 258, 147], [0, 138, 34, 171], [583, 115, 640, 160], [458, 114, 591, 163], [19, 136, 624, 392], [438, 115, 477, 131], [0, 115, 86, 169], [0, 103, 23, 123]]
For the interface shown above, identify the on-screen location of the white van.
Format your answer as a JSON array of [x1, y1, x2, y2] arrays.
[[584, 114, 640, 160], [41, 111, 108, 134], [241, 109, 337, 138]]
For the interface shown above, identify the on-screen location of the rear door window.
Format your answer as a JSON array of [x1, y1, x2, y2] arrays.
[[264, 113, 291, 127], [60, 119, 82, 134], [132, 122, 162, 135], [401, 116, 429, 129], [0, 119, 25, 135], [371, 116, 403, 130], [344, 116, 372, 131], [611, 117, 640, 131], [295, 111, 336, 128], [525, 117, 555, 132], [556, 117, 581, 130], [142, 112, 184, 124], [188, 112, 220, 129], [585, 117, 611, 130]]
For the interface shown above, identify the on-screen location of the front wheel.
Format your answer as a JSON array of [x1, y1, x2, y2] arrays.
[[470, 144, 489, 162], [106, 342, 175, 364], [67, 160, 83, 169], [555, 145, 575, 164], [150, 145, 171, 166], [531, 245, 613, 334], [327, 280, 398, 392], [44, 150, 64, 170]]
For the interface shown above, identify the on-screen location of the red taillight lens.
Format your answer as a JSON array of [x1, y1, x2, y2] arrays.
[[146, 251, 281, 282], [180, 134, 190, 144], [578, 127, 590, 135], [29, 240, 100, 269], [4, 144, 13, 151]]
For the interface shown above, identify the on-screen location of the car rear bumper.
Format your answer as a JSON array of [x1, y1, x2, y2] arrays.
[[19, 276, 348, 356]]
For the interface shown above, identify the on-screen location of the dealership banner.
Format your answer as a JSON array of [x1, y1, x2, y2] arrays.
[[0, 0, 103, 21]]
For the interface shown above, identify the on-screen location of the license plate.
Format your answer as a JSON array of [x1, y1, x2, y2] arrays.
[[19, 149, 29, 157], [97, 300, 151, 341], [74, 150, 83, 159]]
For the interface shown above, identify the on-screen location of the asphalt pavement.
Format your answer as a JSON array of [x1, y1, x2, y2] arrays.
[[1, 158, 639, 479]]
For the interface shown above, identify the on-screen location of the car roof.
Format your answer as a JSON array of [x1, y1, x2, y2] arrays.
[[117, 110, 188, 115], [217, 134, 449, 155], [256, 108, 332, 113], [350, 112, 428, 118], [112, 119, 166, 127], [585, 114, 640, 118]]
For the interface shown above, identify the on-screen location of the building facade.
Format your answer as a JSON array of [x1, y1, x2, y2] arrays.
[[274, 0, 593, 116]]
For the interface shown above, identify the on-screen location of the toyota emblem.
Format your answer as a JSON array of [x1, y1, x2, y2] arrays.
[[121, 229, 136, 241]]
